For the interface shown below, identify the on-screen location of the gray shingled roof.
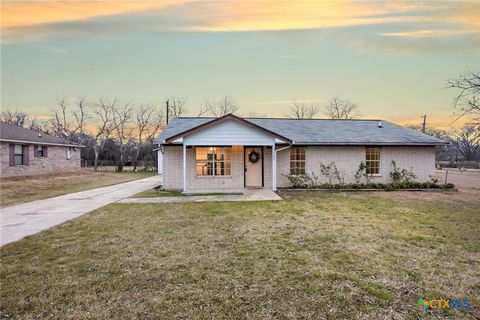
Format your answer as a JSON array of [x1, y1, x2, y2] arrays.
[[0, 122, 82, 147], [158, 117, 446, 145]]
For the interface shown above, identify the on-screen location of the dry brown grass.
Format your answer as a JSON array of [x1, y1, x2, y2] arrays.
[[0, 169, 154, 207], [1, 190, 479, 319]]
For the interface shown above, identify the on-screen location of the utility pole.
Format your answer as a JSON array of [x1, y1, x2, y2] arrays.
[[166, 99, 169, 125], [421, 115, 426, 133]]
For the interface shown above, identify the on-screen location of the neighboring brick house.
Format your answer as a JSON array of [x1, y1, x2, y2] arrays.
[[157, 114, 447, 193], [0, 122, 83, 178]]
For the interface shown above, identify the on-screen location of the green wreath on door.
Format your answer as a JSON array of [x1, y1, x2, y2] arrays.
[[248, 150, 260, 163]]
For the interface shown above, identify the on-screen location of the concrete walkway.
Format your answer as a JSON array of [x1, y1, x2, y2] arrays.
[[120, 188, 283, 204], [0, 175, 162, 246]]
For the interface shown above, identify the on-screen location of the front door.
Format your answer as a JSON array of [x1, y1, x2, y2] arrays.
[[245, 147, 263, 187]]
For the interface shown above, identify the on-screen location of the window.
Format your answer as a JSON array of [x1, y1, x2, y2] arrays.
[[66, 147, 72, 160], [195, 147, 231, 176], [366, 147, 381, 175], [37, 146, 44, 157], [290, 147, 306, 175], [14, 144, 23, 165]]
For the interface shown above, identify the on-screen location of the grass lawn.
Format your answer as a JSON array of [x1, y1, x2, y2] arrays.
[[0, 168, 155, 207], [1, 190, 479, 319], [131, 189, 242, 198], [132, 189, 183, 198]]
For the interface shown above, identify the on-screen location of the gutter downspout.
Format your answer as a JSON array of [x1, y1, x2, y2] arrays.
[[272, 142, 293, 192]]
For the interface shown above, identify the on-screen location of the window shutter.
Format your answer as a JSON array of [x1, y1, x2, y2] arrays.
[[9, 144, 15, 166], [44, 146, 48, 158], [34, 145, 38, 157], [23, 145, 29, 166]]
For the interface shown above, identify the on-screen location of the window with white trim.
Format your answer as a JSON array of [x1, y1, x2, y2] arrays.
[[366, 147, 380, 175], [290, 147, 306, 175], [14, 144, 24, 165], [66, 147, 72, 160], [195, 147, 231, 176]]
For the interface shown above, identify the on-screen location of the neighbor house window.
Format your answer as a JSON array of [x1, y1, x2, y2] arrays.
[[366, 147, 381, 175], [290, 147, 306, 175], [37, 146, 44, 157], [66, 147, 72, 160], [14, 144, 24, 165], [195, 147, 231, 176]]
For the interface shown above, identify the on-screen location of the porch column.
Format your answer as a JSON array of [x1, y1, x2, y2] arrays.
[[272, 144, 276, 191], [183, 144, 187, 192]]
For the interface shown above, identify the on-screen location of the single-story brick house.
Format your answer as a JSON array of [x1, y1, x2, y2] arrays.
[[157, 114, 446, 193], [0, 122, 83, 178]]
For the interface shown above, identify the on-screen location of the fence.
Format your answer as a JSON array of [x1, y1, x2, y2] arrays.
[[436, 160, 480, 169], [81, 159, 157, 171]]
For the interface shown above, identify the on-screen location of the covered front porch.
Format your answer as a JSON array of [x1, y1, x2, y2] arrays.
[[161, 114, 292, 193], [180, 144, 280, 194]]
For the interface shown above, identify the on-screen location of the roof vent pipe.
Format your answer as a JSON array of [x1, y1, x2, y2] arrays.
[[378, 121, 383, 128]]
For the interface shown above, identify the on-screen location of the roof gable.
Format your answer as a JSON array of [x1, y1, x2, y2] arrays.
[[164, 114, 291, 144]]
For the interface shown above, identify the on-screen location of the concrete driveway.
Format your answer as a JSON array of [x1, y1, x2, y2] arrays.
[[0, 175, 162, 246]]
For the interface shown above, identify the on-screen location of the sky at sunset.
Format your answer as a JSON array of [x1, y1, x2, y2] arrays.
[[1, 0, 479, 128]]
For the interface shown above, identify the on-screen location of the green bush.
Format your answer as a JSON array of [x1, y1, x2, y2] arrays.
[[307, 181, 455, 190]]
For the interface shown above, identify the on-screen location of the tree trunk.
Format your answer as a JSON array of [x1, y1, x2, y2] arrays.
[[133, 147, 141, 171], [117, 152, 124, 172], [94, 145, 100, 172]]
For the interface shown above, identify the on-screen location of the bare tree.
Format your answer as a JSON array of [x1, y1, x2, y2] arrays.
[[92, 99, 118, 171], [447, 71, 480, 125], [203, 95, 239, 117], [51, 98, 71, 139], [1, 110, 28, 127], [196, 104, 209, 117], [324, 96, 359, 120], [289, 102, 320, 119], [28, 118, 51, 133], [112, 102, 134, 172], [167, 96, 187, 121], [134, 105, 163, 171], [72, 97, 89, 135], [453, 125, 480, 160]]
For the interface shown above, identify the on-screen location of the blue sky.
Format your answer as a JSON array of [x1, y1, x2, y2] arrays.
[[1, 1, 479, 127]]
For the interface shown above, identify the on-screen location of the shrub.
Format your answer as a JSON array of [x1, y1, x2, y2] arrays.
[[319, 162, 346, 184], [428, 175, 439, 184], [282, 173, 313, 188], [354, 162, 371, 184], [306, 181, 455, 190], [390, 160, 417, 183]]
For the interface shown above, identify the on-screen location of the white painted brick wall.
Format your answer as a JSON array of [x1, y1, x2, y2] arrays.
[[162, 145, 183, 190], [276, 146, 436, 186], [162, 145, 436, 190]]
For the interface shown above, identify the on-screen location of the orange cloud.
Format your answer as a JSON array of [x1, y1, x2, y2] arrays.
[[381, 29, 478, 38], [1, 0, 478, 42], [186, 1, 424, 32], [1, 0, 182, 29]]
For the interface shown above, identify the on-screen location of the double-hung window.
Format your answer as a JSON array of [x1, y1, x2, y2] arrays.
[[37, 146, 44, 157], [14, 145, 24, 165], [366, 147, 381, 175], [290, 147, 306, 175], [196, 147, 231, 176]]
